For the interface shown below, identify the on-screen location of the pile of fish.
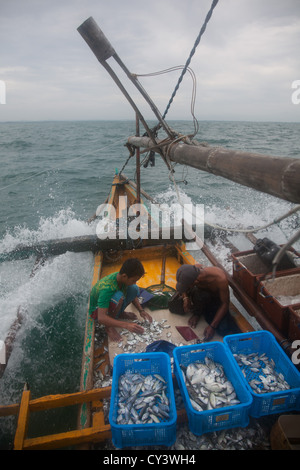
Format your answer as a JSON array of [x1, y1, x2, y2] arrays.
[[115, 372, 171, 425], [170, 421, 271, 450], [233, 352, 291, 394], [180, 357, 240, 412], [118, 319, 172, 353]]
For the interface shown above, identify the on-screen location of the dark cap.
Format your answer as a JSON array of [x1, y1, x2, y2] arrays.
[[176, 265, 200, 294]]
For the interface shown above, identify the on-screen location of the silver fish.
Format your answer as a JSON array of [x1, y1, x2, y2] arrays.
[[170, 422, 271, 451], [233, 352, 290, 394], [180, 358, 240, 412], [115, 371, 170, 425]]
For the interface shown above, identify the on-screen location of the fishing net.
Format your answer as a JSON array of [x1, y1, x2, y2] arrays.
[[145, 284, 176, 310]]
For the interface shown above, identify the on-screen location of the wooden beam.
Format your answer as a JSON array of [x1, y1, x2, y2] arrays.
[[22, 424, 111, 450], [0, 386, 112, 418], [78, 254, 103, 430], [13, 385, 31, 450], [128, 136, 300, 204]]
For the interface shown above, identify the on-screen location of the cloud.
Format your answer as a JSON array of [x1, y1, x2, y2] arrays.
[[0, 0, 299, 122]]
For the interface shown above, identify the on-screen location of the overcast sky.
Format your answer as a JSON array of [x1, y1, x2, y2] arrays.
[[0, 0, 299, 122]]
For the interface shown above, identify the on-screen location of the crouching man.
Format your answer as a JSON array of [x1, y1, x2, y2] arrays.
[[89, 258, 152, 342], [174, 263, 237, 341]]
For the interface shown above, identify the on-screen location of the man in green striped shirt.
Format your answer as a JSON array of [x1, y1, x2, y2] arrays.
[[89, 258, 152, 342]]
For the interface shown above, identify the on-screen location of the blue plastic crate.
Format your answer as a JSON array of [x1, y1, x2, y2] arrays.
[[173, 342, 252, 436], [109, 352, 177, 449], [224, 330, 300, 418]]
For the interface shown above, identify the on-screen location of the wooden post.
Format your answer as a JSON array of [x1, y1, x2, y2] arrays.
[[14, 384, 31, 450]]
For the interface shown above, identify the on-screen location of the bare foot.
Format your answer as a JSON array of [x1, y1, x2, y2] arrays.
[[120, 311, 138, 321], [188, 314, 200, 329], [105, 326, 122, 342]]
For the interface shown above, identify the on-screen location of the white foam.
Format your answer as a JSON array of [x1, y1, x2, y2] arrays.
[[0, 208, 96, 254], [0, 210, 95, 341]]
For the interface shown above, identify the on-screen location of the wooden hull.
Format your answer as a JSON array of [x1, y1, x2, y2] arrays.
[[78, 173, 200, 430], [77, 174, 257, 433]]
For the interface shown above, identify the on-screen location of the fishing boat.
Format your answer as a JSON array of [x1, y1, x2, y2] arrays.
[[1, 11, 300, 450]]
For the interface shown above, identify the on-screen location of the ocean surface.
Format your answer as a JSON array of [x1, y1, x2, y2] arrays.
[[0, 119, 299, 448]]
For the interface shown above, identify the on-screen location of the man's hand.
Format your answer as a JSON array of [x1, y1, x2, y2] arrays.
[[140, 309, 152, 323], [203, 324, 215, 341], [183, 296, 192, 313], [126, 322, 145, 335]]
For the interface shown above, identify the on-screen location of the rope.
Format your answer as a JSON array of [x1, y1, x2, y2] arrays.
[[134, 66, 199, 137], [162, 0, 219, 120]]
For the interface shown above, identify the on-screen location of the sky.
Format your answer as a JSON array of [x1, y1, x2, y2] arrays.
[[0, 0, 300, 123]]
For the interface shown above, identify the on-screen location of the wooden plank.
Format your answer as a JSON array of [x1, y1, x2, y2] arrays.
[[175, 241, 197, 265], [13, 386, 31, 450], [229, 302, 255, 333], [0, 402, 19, 417], [0, 387, 112, 418], [30, 387, 111, 412], [23, 424, 112, 450], [92, 401, 105, 428], [78, 253, 103, 430]]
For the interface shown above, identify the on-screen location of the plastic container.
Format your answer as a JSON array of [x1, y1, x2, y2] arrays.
[[257, 272, 300, 334], [232, 249, 300, 301], [173, 342, 252, 436], [287, 303, 300, 341], [109, 352, 177, 449], [270, 415, 300, 450], [232, 250, 272, 300], [224, 330, 300, 418]]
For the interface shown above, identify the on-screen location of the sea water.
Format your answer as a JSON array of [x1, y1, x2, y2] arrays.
[[0, 119, 299, 447]]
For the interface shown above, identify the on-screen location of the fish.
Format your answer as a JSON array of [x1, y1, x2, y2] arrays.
[[180, 358, 240, 412], [170, 422, 271, 451], [115, 371, 171, 425], [116, 319, 174, 354], [233, 352, 290, 394]]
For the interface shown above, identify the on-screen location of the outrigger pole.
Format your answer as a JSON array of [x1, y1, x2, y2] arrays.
[[127, 136, 300, 204]]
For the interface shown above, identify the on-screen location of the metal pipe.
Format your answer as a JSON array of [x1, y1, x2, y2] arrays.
[[77, 17, 173, 139], [128, 136, 300, 204], [113, 53, 174, 139]]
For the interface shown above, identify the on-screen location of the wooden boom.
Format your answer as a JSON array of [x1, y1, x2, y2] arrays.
[[127, 136, 300, 204]]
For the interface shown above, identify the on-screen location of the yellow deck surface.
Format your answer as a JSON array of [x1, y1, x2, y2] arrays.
[[102, 250, 222, 363]]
